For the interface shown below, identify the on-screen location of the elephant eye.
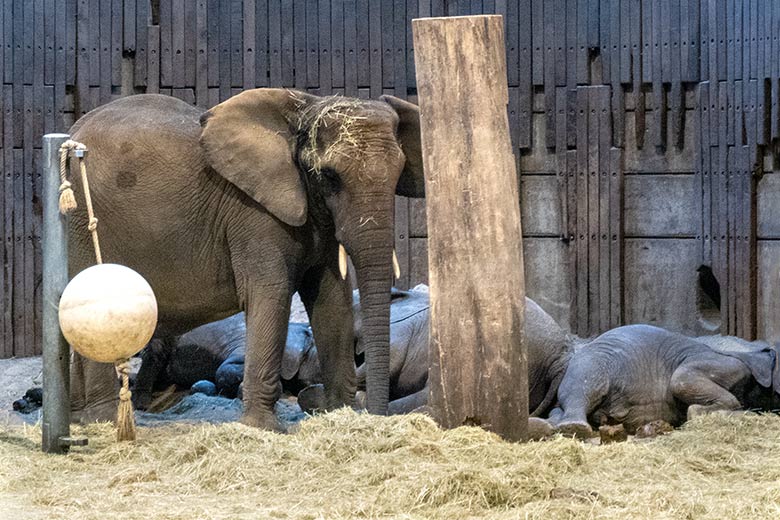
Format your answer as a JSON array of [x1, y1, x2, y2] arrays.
[[318, 167, 342, 195]]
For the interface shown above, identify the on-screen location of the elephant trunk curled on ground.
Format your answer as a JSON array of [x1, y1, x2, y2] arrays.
[[67, 89, 425, 430]]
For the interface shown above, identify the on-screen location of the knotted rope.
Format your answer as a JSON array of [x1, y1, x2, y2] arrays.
[[59, 140, 136, 441]]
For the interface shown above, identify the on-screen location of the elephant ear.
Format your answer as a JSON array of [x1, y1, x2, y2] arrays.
[[380, 95, 425, 198], [281, 323, 313, 380], [722, 348, 776, 390], [200, 89, 316, 227]]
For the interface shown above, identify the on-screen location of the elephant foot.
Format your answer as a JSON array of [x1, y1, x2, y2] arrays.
[[353, 391, 367, 411], [297, 384, 326, 414], [557, 420, 594, 439], [686, 403, 742, 421], [239, 411, 285, 433], [71, 399, 119, 424], [527, 417, 555, 441]]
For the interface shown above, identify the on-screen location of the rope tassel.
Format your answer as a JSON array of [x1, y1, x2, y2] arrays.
[[115, 360, 136, 442]]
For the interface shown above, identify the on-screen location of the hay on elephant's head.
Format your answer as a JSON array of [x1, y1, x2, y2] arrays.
[[294, 95, 372, 175], [2, 410, 780, 519]]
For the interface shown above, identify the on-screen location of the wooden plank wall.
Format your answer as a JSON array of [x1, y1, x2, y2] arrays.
[[1, 0, 779, 357]]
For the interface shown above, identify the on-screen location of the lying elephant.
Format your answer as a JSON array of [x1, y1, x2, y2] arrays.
[[133, 287, 575, 421], [302, 288, 575, 417], [132, 317, 319, 408], [548, 325, 780, 435]]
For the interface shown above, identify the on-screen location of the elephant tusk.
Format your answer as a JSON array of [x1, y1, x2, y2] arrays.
[[392, 249, 401, 280], [339, 244, 349, 280]]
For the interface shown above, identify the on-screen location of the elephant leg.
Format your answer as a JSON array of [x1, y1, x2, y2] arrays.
[[670, 359, 744, 421], [70, 352, 120, 424], [549, 361, 608, 437], [299, 264, 356, 410], [241, 287, 293, 432]]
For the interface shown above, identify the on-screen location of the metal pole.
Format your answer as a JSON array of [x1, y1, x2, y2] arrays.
[[42, 133, 71, 454]]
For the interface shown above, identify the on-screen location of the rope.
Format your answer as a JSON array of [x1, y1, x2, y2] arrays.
[[59, 140, 135, 441], [59, 140, 102, 264]]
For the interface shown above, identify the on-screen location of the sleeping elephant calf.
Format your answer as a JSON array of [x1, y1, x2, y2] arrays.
[[548, 324, 780, 436], [302, 288, 575, 418], [132, 317, 319, 408]]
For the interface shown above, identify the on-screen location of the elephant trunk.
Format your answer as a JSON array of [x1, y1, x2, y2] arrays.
[[348, 223, 394, 416]]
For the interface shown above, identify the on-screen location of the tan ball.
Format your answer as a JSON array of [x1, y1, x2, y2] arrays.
[[59, 264, 158, 363]]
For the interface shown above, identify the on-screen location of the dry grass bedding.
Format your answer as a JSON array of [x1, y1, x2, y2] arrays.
[[1, 410, 780, 519]]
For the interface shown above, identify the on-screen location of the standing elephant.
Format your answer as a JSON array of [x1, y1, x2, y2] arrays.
[[548, 325, 779, 435], [66, 89, 424, 430]]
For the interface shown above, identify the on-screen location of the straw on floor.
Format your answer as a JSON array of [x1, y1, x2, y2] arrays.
[[1, 409, 779, 519]]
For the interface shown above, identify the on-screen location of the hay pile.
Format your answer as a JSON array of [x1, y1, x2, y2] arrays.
[[2, 410, 780, 519]]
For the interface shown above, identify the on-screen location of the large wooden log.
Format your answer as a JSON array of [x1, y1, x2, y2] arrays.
[[413, 15, 528, 441]]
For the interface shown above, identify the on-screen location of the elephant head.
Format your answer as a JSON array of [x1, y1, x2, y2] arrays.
[[199, 89, 424, 414]]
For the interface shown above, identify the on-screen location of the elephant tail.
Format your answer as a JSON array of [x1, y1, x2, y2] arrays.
[[530, 370, 565, 418]]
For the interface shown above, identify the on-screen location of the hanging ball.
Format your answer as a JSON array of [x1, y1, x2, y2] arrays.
[[59, 264, 158, 363]]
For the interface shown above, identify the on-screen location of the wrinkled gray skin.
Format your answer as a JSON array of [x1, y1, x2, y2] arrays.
[[67, 90, 425, 429], [133, 317, 317, 407], [548, 324, 779, 435]]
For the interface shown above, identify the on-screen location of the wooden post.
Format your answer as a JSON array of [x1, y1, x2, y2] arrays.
[[42, 133, 71, 453], [413, 15, 528, 441]]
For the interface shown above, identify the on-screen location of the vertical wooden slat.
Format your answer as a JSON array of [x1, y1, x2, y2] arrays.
[[230, 0, 243, 88], [255, 0, 269, 89], [23, 86, 34, 356], [206, 0, 219, 87], [2, 0, 10, 84], [543, 0, 556, 148], [331, 0, 344, 89], [356, 0, 368, 88], [159, 0, 172, 87], [392, 0, 406, 98], [380, 0, 393, 89], [565, 149, 578, 332], [241, 0, 256, 91], [531, 0, 543, 86], [3, 85, 12, 358], [134, 0, 149, 87], [305, 0, 319, 89], [196, 0, 209, 107], [147, 24, 159, 93], [343, 0, 357, 95], [184, 0, 197, 87], [318, 0, 332, 93], [598, 0, 611, 84], [517, 0, 531, 148], [598, 87, 610, 333], [172, 0, 185, 88], [294, 0, 308, 90], [575, 0, 587, 84], [586, 88, 600, 334], [13, 147, 24, 357], [368, 0, 381, 97], [576, 87, 588, 336]]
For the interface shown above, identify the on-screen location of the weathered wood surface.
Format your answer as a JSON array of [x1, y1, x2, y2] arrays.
[[414, 15, 528, 441], [3, 1, 780, 358]]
